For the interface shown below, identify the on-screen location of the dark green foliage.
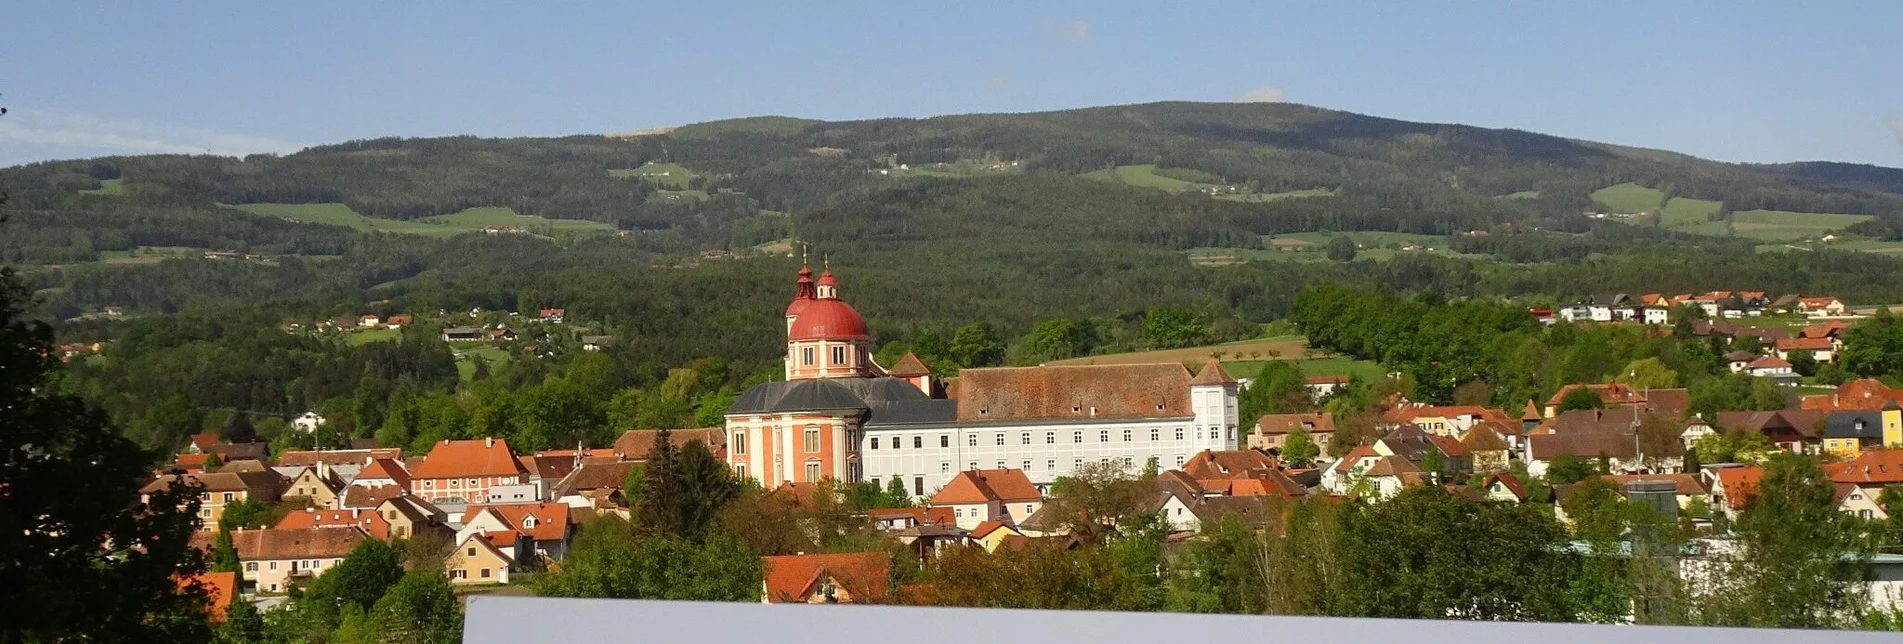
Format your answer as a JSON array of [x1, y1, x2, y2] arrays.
[[1239, 360, 1312, 425], [0, 270, 216, 642], [1339, 486, 1579, 621], [534, 516, 761, 601], [634, 432, 738, 542], [212, 528, 242, 573], [1841, 313, 1903, 378], [949, 322, 1005, 368], [352, 572, 464, 644], [1695, 453, 1876, 628], [1556, 387, 1606, 413], [1281, 427, 1320, 468], [1325, 235, 1357, 261], [1139, 305, 1206, 349], [302, 539, 406, 619]]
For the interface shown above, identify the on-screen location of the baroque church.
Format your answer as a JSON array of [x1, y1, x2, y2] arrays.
[[723, 261, 1240, 499]]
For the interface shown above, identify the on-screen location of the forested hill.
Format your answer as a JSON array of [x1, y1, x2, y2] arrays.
[[7, 100, 1903, 329]]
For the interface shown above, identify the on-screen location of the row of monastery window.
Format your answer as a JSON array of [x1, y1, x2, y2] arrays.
[[417, 478, 486, 490], [927, 453, 1191, 476], [798, 346, 852, 366], [868, 428, 1211, 451]]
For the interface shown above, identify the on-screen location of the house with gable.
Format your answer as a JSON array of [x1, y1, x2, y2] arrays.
[[1249, 412, 1333, 454], [1707, 465, 1765, 520], [284, 464, 347, 509], [1826, 450, 1903, 520], [1822, 409, 1900, 459], [274, 507, 395, 540], [928, 468, 1043, 530], [1479, 472, 1534, 503], [221, 526, 367, 594], [1181, 449, 1306, 499], [762, 552, 890, 604], [445, 534, 513, 586], [456, 502, 573, 564], [1713, 409, 1824, 455], [1775, 337, 1836, 363], [142, 470, 284, 530], [1372, 424, 1467, 481], [1460, 422, 1513, 473], [409, 438, 529, 505]]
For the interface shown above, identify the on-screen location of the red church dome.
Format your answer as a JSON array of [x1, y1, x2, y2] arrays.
[[788, 299, 870, 340]]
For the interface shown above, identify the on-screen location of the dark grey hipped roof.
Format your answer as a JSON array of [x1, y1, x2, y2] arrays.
[[1824, 411, 1884, 439], [726, 377, 952, 427]]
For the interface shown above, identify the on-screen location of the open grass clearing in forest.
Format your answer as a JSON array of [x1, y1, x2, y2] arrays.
[[78, 178, 125, 196], [1500, 190, 1540, 200], [455, 345, 512, 381], [1050, 336, 1310, 367], [233, 203, 615, 237], [1216, 188, 1336, 202], [345, 328, 402, 346], [1589, 182, 1664, 214], [609, 162, 699, 189], [1223, 357, 1389, 382]]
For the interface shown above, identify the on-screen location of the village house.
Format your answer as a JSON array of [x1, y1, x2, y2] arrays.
[[283, 464, 347, 509], [384, 314, 413, 329], [1542, 383, 1689, 419], [1319, 445, 1384, 495], [1460, 422, 1514, 473], [867, 506, 956, 532], [378, 495, 449, 539], [1181, 449, 1306, 499], [1249, 412, 1333, 453], [1703, 465, 1765, 520], [538, 308, 567, 323], [445, 534, 514, 586], [761, 552, 890, 604], [1836, 483, 1889, 521], [1775, 337, 1836, 363], [456, 502, 573, 564], [613, 427, 726, 461], [1743, 356, 1797, 383], [274, 507, 395, 540], [1602, 474, 1711, 510], [143, 470, 284, 529], [1479, 472, 1536, 503], [970, 520, 1027, 553], [1713, 409, 1824, 455], [1825, 450, 1903, 521], [1803, 378, 1903, 413], [928, 468, 1044, 530], [1304, 375, 1350, 397], [442, 327, 483, 342], [1524, 407, 1682, 477], [550, 460, 639, 511], [291, 411, 327, 433], [349, 457, 412, 491], [409, 438, 529, 505], [1800, 297, 1849, 318], [224, 526, 367, 594], [1822, 409, 1902, 459], [1372, 424, 1468, 482]]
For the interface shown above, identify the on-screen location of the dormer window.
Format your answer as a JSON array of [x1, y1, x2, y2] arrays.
[[1073, 406, 1081, 413]]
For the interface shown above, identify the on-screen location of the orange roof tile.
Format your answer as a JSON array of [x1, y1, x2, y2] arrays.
[[181, 571, 238, 621], [885, 352, 933, 378], [929, 469, 1042, 505], [762, 552, 890, 603], [460, 502, 571, 542], [225, 527, 365, 560], [1187, 359, 1237, 386], [1825, 449, 1903, 486], [611, 428, 725, 460], [274, 507, 393, 540], [409, 439, 526, 479], [277, 448, 402, 467], [955, 363, 1193, 422], [1716, 466, 1765, 510], [355, 458, 411, 489]]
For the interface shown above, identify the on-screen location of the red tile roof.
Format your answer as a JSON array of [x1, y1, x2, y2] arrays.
[[409, 439, 526, 479], [1182, 450, 1281, 481], [460, 503, 571, 542], [226, 526, 366, 560], [762, 552, 890, 603], [868, 506, 955, 527], [1777, 337, 1834, 351], [611, 428, 725, 460], [181, 571, 238, 621], [1187, 359, 1237, 386], [1825, 450, 1903, 486], [190, 433, 221, 451], [274, 507, 393, 540], [1715, 466, 1765, 510], [277, 448, 402, 467], [1603, 474, 1707, 496], [1803, 379, 1903, 412], [930, 469, 1042, 505], [970, 520, 1011, 539], [341, 484, 405, 509], [355, 458, 411, 489], [884, 352, 932, 378], [954, 363, 1193, 422], [1253, 413, 1333, 436]]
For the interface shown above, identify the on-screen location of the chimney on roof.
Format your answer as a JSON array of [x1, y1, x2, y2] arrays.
[[486, 437, 494, 448]]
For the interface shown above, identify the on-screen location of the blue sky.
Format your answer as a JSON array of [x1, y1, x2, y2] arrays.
[[3, 1, 1899, 168]]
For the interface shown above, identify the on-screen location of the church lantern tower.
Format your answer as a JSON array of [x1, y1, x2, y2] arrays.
[[783, 257, 873, 380]]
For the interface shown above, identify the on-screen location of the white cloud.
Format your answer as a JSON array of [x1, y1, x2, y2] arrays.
[[1235, 86, 1285, 103], [0, 111, 304, 158], [1890, 117, 1903, 147], [1071, 21, 1091, 43], [987, 75, 1015, 91]]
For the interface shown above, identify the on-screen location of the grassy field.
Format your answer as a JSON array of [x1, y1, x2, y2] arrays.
[[609, 162, 698, 189], [1223, 357, 1388, 382], [78, 178, 125, 196], [455, 346, 512, 381], [1188, 231, 1473, 266], [1216, 188, 1336, 202], [1051, 336, 1310, 367], [1726, 210, 1874, 240], [1048, 336, 1385, 382], [345, 328, 402, 346], [1081, 164, 1221, 192], [1590, 183, 1665, 213], [235, 203, 615, 237], [1501, 190, 1540, 200], [1659, 196, 1723, 227]]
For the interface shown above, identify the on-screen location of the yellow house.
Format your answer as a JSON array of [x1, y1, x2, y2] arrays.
[[285, 466, 345, 510], [444, 534, 512, 586], [970, 520, 1024, 553], [141, 471, 283, 529], [1823, 409, 1899, 460]]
